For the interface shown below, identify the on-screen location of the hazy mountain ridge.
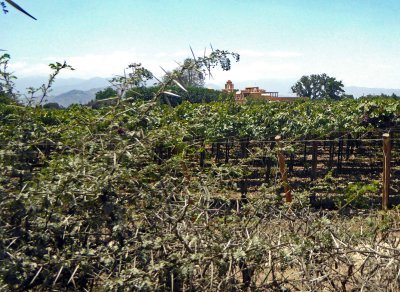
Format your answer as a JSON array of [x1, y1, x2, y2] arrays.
[[50, 88, 104, 107], [15, 77, 400, 107], [15, 77, 110, 96], [344, 86, 400, 98]]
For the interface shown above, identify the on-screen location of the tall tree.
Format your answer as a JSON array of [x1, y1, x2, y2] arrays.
[[164, 58, 205, 87], [95, 87, 117, 100], [109, 63, 153, 99], [291, 73, 345, 100]]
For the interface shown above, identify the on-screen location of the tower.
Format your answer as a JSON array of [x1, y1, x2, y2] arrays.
[[225, 80, 234, 93]]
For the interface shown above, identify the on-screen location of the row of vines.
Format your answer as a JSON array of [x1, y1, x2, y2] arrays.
[[1, 97, 400, 290]]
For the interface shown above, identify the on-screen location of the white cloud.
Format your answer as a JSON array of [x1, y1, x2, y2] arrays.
[[55, 50, 150, 78], [9, 50, 189, 79], [267, 51, 303, 58], [239, 49, 303, 58], [7, 48, 400, 89], [8, 48, 303, 80], [207, 59, 302, 86], [10, 62, 52, 77]]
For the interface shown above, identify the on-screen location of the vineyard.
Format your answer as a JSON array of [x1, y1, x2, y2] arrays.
[[1, 97, 400, 290]]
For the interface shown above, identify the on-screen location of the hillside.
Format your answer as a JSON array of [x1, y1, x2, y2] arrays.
[[49, 88, 102, 107], [15, 76, 400, 105], [344, 86, 400, 97], [15, 77, 109, 96]]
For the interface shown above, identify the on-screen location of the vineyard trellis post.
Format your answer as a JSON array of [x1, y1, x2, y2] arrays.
[[337, 138, 343, 172], [275, 135, 292, 203], [328, 137, 335, 170], [311, 141, 318, 181], [382, 133, 391, 210], [199, 139, 205, 168]]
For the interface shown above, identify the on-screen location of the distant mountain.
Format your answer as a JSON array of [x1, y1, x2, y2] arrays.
[[15, 77, 110, 96], [50, 88, 102, 107], [344, 86, 400, 98], [14, 76, 400, 106]]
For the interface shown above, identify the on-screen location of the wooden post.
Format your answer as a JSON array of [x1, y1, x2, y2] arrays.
[[346, 134, 351, 160], [303, 142, 307, 171], [311, 141, 318, 181], [275, 135, 292, 203], [328, 139, 334, 170], [200, 140, 205, 168], [215, 143, 220, 163], [225, 140, 229, 163], [289, 152, 294, 173], [382, 133, 391, 211], [337, 138, 343, 172]]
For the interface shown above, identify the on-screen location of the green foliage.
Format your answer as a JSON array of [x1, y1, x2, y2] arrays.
[[245, 94, 269, 105], [1, 54, 74, 106], [26, 61, 75, 106], [337, 181, 380, 210], [104, 47, 240, 110], [108, 63, 154, 102], [42, 102, 63, 109], [0, 94, 14, 104], [163, 58, 206, 87], [181, 86, 223, 103], [0, 53, 18, 102], [360, 93, 400, 99], [156, 48, 240, 103], [1, 96, 400, 290], [126, 85, 228, 105], [291, 73, 345, 100], [95, 87, 117, 100], [1, 51, 400, 290]]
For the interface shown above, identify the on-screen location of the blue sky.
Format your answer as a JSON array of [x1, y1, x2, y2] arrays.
[[2, 0, 400, 89]]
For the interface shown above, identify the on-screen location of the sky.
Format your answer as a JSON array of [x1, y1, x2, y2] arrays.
[[1, 0, 400, 90]]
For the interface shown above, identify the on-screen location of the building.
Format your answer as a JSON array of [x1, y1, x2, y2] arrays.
[[224, 80, 234, 93], [224, 80, 305, 104]]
